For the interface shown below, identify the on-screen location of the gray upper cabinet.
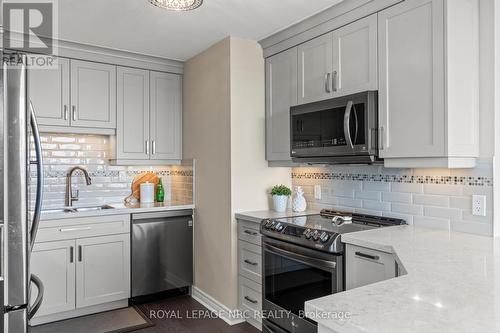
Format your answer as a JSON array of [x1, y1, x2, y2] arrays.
[[150, 72, 182, 161], [265, 47, 298, 162], [70, 60, 117, 129], [297, 14, 377, 105], [298, 33, 334, 104], [116, 67, 150, 160], [114, 68, 182, 164], [332, 14, 378, 97], [29, 57, 70, 126]]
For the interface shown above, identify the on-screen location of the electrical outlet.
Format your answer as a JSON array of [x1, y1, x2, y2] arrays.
[[314, 185, 322, 200], [472, 195, 486, 216]]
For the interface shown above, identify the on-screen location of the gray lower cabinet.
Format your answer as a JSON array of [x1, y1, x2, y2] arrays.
[[70, 60, 117, 129], [265, 47, 297, 163], [237, 219, 262, 330], [30, 215, 131, 326], [345, 244, 396, 290], [114, 67, 182, 164]]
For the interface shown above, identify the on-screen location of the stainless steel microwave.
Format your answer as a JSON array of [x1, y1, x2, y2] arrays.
[[290, 91, 379, 164]]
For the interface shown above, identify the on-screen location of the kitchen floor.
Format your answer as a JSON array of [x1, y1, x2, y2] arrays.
[[32, 296, 259, 333]]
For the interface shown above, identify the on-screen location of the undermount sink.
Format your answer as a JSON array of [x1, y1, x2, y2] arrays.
[[72, 205, 115, 212], [42, 205, 115, 214]]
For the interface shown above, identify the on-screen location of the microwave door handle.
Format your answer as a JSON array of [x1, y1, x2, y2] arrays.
[[343, 101, 354, 149], [353, 104, 359, 145]]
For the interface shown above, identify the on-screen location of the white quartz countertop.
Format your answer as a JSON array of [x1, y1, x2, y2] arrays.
[[39, 201, 195, 221], [235, 209, 320, 223], [305, 225, 500, 333]]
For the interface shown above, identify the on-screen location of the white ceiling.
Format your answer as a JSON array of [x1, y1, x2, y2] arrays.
[[58, 0, 342, 61]]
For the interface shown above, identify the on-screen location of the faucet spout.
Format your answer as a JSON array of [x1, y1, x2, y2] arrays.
[[65, 166, 92, 207]]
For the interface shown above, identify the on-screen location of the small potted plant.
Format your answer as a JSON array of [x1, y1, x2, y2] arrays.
[[271, 185, 292, 212]]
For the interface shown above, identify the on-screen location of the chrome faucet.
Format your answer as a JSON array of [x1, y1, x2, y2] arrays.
[[65, 166, 92, 207]]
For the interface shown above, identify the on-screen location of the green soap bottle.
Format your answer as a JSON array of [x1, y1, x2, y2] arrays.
[[156, 178, 165, 202]]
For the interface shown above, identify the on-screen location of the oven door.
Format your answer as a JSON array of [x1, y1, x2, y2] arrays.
[[262, 237, 343, 333], [290, 91, 378, 161]]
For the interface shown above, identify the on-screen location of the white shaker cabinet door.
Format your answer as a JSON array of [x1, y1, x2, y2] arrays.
[[332, 14, 378, 97], [70, 60, 117, 129], [265, 47, 298, 162], [298, 32, 334, 104], [378, 0, 445, 158], [116, 67, 150, 160], [30, 240, 76, 317], [29, 57, 70, 126], [150, 71, 182, 161], [76, 234, 130, 308]]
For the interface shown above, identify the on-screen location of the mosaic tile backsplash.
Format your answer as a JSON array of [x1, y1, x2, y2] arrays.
[[29, 133, 194, 209], [292, 163, 493, 236]]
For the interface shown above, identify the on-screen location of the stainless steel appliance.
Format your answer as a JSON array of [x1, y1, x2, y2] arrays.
[[1, 53, 45, 332], [290, 91, 379, 164], [261, 210, 405, 333], [131, 210, 193, 299]]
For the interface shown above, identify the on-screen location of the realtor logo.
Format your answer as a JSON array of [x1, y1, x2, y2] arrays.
[[3, 0, 58, 55]]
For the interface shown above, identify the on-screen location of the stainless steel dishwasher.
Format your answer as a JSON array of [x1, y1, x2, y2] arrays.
[[131, 209, 193, 298]]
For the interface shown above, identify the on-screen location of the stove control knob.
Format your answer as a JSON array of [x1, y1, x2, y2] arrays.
[[275, 223, 284, 232], [304, 229, 312, 239], [312, 230, 320, 241], [264, 220, 273, 229], [270, 221, 278, 230], [319, 232, 330, 243]]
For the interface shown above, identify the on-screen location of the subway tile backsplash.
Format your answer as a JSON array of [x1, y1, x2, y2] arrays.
[[30, 133, 193, 209], [292, 162, 493, 236]]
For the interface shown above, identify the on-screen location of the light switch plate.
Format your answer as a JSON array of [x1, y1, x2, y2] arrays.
[[314, 185, 322, 200], [472, 195, 486, 216]]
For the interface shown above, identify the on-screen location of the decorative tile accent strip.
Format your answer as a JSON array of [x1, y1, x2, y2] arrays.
[[291, 172, 493, 187]]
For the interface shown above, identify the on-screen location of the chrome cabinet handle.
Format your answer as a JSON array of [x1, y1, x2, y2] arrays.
[[332, 70, 338, 92], [324, 72, 331, 93], [71, 105, 76, 121], [243, 230, 258, 236], [58, 227, 91, 232], [146, 140, 150, 155], [152, 140, 156, 155], [63, 105, 68, 120], [78, 246, 82, 262], [69, 246, 74, 263], [244, 259, 258, 266], [355, 251, 380, 261], [244, 296, 258, 304]]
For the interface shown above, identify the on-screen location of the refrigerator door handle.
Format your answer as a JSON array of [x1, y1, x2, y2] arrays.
[[27, 274, 44, 319], [29, 100, 44, 251]]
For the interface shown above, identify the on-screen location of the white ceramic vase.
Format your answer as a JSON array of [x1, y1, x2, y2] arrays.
[[292, 186, 307, 212], [272, 195, 288, 212]]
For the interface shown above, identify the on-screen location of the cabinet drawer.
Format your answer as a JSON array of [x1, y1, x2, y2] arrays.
[[345, 244, 396, 290], [237, 220, 261, 246], [238, 241, 262, 283], [239, 276, 262, 314], [37, 214, 130, 242]]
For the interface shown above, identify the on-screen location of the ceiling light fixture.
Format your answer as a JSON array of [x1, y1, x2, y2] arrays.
[[149, 0, 203, 11]]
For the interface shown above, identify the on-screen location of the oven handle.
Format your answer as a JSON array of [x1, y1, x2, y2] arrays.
[[264, 243, 337, 269], [343, 100, 354, 149]]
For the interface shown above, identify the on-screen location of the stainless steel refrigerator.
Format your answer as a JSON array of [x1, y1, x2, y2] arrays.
[[1, 53, 44, 332]]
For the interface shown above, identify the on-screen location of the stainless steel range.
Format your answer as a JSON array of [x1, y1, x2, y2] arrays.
[[260, 209, 405, 333]]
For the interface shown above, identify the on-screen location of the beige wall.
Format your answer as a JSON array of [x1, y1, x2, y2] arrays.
[[183, 38, 234, 307], [184, 37, 290, 309]]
